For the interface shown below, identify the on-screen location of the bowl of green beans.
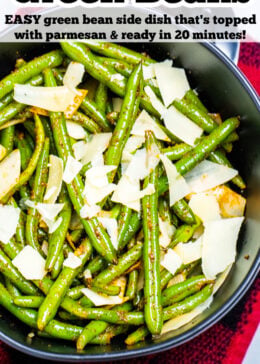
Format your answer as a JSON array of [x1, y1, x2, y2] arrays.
[[0, 40, 259, 362]]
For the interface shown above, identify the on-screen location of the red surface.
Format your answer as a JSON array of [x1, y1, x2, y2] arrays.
[[0, 42, 259, 364]]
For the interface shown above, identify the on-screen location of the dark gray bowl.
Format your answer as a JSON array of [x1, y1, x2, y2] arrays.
[[0, 41, 259, 362]]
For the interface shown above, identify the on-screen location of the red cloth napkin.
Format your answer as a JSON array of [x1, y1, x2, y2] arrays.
[[0, 42, 259, 364]]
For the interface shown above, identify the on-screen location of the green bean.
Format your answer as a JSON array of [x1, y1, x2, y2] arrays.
[[37, 239, 92, 330], [117, 206, 133, 251], [174, 98, 215, 133], [0, 237, 22, 260], [15, 132, 33, 170], [1, 114, 45, 203], [0, 248, 38, 295], [91, 325, 129, 345], [44, 68, 117, 264], [76, 302, 132, 350], [23, 120, 35, 138], [0, 126, 15, 154], [70, 229, 84, 244], [91, 284, 120, 297], [5, 277, 21, 298], [163, 143, 193, 161], [51, 251, 64, 280], [61, 42, 158, 118], [67, 285, 85, 300], [209, 149, 246, 189], [45, 187, 71, 271], [14, 296, 44, 308], [125, 326, 149, 345], [80, 97, 111, 132], [163, 285, 212, 321], [92, 242, 143, 289], [126, 270, 138, 300], [175, 118, 240, 176], [0, 74, 43, 127], [161, 275, 209, 307], [184, 90, 208, 113], [70, 111, 101, 134], [168, 218, 201, 249], [0, 93, 13, 112], [0, 50, 63, 100], [0, 282, 84, 341], [119, 212, 142, 249], [26, 138, 49, 252], [173, 98, 238, 146], [160, 261, 200, 291], [97, 56, 134, 77], [172, 199, 196, 225], [105, 62, 142, 182], [54, 286, 211, 326], [81, 41, 155, 66], [86, 255, 107, 276], [95, 82, 108, 114], [142, 131, 162, 335], [41, 117, 57, 155]]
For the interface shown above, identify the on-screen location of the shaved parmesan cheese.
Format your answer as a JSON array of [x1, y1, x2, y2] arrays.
[[174, 238, 202, 265], [207, 185, 246, 218], [112, 98, 123, 112], [63, 156, 82, 183], [125, 149, 148, 181], [66, 121, 86, 140], [154, 64, 190, 107], [85, 165, 116, 188], [160, 154, 190, 206], [161, 249, 182, 275], [122, 135, 145, 166], [202, 217, 244, 279], [0, 149, 21, 200], [167, 273, 186, 288], [80, 133, 112, 165], [48, 217, 63, 234], [147, 140, 161, 174], [0, 205, 20, 244], [14, 84, 79, 112], [142, 64, 155, 80], [111, 73, 125, 82], [111, 175, 154, 212], [144, 86, 166, 117], [159, 217, 176, 248], [98, 217, 118, 249], [131, 110, 170, 141], [41, 241, 48, 256], [213, 264, 232, 294], [63, 252, 82, 269], [112, 276, 127, 298], [83, 268, 92, 279], [72, 141, 86, 161], [84, 183, 116, 206], [44, 155, 63, 204], [25, 200, 64, 234], [81, 288, 126, 306], [161, 296, 213, 335], [189, 193, 221, 222], [163, 106, 203, 146], [80, 203, 101, 218], [12, 246, 46, 280], [185, 161, 238, 193], [0, 145, 6, 162], [63, 62, 85, 89]]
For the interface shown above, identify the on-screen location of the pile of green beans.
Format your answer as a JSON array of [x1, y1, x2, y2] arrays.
[[0, 41, 245, 350]]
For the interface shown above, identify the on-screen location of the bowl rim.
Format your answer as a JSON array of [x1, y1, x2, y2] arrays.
[[0, 41, 259, 362]]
